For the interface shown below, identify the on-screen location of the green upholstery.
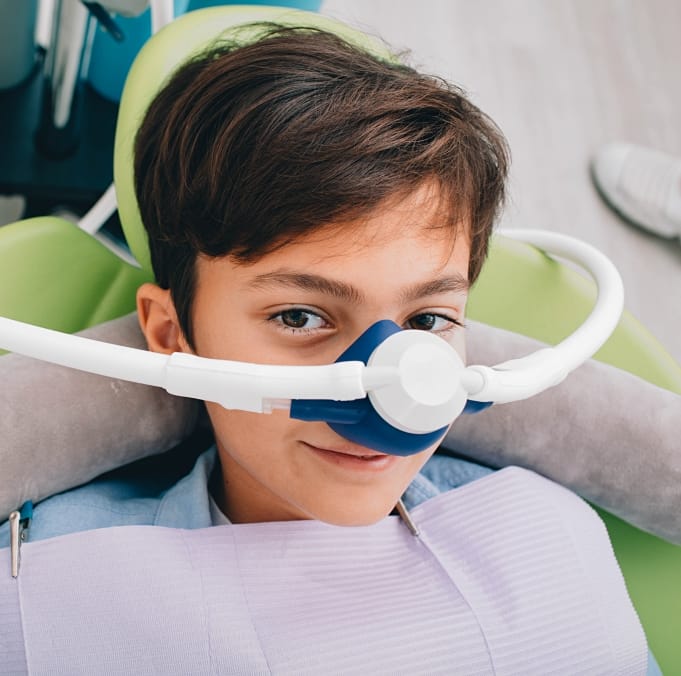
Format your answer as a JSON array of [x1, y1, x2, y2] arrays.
[[0, 217, 150, 345], [0, 4, 678, 671]]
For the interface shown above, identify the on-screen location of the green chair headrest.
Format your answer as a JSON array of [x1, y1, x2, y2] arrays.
[[113, 6, 390, 275]]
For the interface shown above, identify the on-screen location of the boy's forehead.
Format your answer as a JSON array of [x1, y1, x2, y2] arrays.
[[268, 183, 471, 264], [262, 221, 469, 275], [198, 183, 472, 291], [201, 221, 470, 303]]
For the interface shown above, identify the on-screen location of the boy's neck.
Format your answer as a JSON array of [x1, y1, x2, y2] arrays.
[[211, 452, 312, 524]]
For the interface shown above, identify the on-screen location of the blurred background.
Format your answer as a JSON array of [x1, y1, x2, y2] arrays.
[[1, 0, 679, 361], [320, 1, 681, 363]]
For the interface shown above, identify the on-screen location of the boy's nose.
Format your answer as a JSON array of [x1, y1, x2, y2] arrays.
[[291, 320, 470, 456]]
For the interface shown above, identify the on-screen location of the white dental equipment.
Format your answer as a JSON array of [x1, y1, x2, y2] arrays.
[[0, 228, 623, 455]]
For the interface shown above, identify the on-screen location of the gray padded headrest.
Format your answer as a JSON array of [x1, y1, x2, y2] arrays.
[[1, 314, 679, 543]]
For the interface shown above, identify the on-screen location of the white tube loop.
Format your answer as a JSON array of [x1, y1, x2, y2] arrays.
[[0, 229, 624, 429], [0, 316, 167, 386], [0, 317, 374, 414], [165, 352, 368, 413], [464, 229, 624, 403]]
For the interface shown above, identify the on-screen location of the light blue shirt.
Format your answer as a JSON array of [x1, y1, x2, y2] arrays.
[[0, 447, 491, 545]]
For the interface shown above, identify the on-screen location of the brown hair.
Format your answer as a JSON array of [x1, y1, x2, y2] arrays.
[[134, 25, 509, 345]]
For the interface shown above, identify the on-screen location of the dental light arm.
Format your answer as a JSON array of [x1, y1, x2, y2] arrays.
[[0, 230, 624, 454]]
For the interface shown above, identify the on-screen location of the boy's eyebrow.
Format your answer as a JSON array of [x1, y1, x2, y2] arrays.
[[247, 270, 469, 304], [407, 275, 470, 300], [248, 271, 364, 304]]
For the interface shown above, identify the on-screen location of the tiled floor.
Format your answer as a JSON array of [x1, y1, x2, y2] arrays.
[[2, 0, 679, 363]]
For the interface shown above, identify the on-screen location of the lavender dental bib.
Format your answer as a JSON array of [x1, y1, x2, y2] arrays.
[[0, 467, 646, 675]]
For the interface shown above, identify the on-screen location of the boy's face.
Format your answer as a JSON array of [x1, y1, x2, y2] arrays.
[[139, 185, 471, 526]]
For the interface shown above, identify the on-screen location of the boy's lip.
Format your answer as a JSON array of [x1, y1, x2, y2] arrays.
[[301, 441, 388, 458], [300, 441, 398, 470]]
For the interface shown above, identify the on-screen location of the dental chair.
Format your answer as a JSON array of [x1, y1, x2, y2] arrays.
[[0, 6, 679, 672]]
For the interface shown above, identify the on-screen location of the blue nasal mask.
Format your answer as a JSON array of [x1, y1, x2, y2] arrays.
[[0, 230, 624, 457], [290, 320, 480, 456]]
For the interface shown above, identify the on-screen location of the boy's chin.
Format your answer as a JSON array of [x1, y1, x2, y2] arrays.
[[313, 502, 400, 528]]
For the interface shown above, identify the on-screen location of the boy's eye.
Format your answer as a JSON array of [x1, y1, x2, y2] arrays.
[[271, 309, 329, 333], [407, 313, 461, 333]]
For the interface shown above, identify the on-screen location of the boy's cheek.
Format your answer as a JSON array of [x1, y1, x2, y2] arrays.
[[450, 328, 467, 364]]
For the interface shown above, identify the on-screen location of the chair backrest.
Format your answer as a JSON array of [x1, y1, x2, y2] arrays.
[[0, 5, 679, 670], [0, 216, 149, 335]]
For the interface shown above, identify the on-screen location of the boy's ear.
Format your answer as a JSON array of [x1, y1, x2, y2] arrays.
[[136, 283, 190, 354]]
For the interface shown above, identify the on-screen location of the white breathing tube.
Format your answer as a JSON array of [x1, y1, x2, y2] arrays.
[[0, 229, 624, 437], [464, 229, 625, 403]]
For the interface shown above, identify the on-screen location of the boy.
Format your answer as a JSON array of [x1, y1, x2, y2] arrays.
[[132, 24, 505, 527], [0, 23, 652, 673]]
